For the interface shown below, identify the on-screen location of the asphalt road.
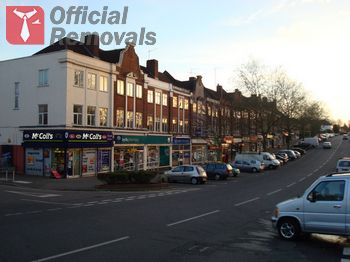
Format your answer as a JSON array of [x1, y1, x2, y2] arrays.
[[0, 136, 349, 262]]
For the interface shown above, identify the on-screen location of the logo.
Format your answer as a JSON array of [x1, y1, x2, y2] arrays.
[[6, 6, 44, 45]]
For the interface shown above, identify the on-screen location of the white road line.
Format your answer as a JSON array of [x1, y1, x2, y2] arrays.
[[234, 197, 260, 207], [32, 236, 130, 262], [167, 210, 220, 227], [5, 190, 60, 198], [343, 247, 350, 255], [199, 247, 210, 253], [47, 208, 62, 212], [299, 177, 306, 182], [286, 182, 296, 188], [5, 212, 23, 216], [267, 189, 282, 196], [26, 210, 42, 215], [188, 245, 198, 251], [307, 173, 313, 177], [67, 206, 82, 209], [21, 199, 74, 206], [82, 204, 95, 207], [87, 201, 98, 204], [97, 202, 109, 205]]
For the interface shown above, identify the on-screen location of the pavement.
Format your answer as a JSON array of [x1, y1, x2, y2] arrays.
[[0, 173, 104, 191]]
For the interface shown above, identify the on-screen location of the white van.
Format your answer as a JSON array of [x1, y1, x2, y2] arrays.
[[236, 152, 280, 169], [302, 137, 319, 147], [272, 173, 350, 240]]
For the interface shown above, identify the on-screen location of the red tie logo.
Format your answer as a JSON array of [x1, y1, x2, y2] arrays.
[[6, 6, 44, 45]]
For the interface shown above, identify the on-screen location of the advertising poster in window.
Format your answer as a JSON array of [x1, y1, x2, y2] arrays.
[[98, 150, 110, 172], [25, 148, 43, 176], [82, 150, 96, 175]]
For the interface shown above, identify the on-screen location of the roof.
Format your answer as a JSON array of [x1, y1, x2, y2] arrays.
[[33, 37, 124, 64]]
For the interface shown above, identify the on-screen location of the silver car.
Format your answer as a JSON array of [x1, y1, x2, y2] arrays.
[[272, 173, 349, 240], [165, 165, 207, 185]]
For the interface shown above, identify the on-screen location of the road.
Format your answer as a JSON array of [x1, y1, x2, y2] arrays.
[[0, 136, 349, 262]]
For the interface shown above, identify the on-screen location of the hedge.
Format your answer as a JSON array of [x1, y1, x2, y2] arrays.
[[97, 170, 158, 185]]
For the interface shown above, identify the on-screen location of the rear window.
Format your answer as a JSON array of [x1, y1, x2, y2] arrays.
[[339, 161, 350, 167]]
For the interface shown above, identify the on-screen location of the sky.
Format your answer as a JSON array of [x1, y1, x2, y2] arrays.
[[1, 0, 349, 124]]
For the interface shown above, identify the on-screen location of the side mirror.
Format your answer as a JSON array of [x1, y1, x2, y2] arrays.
[[308, 191, 317, 202]]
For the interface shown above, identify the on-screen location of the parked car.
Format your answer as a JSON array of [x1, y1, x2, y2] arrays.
[[275, 152, 288, 164], [292, 150, 301, 158], [343, 134, 349, 140], [165, 165, 207, 184], [322, 141, 332, 149], [272, 173, 349, 240], [293, 143, 313, 150], [277, 150, 298, 161], [292, 147, 306, 155], [231, 159, 264, 173], [203, 162, 237, 180], [336, 157, 350, 173], [235, 152, 280, 169]]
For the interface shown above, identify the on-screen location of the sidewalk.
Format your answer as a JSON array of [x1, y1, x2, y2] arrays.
[[0, 174, 103, 191]]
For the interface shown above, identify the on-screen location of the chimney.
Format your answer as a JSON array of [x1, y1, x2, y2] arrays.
[[146, 59, 158, 79], [216, 84, 223, 94], [85, 34, 100, 57], [189, 77, 196, 81]]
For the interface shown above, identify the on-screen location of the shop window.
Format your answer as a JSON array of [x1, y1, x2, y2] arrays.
[[136, 84, 143, 98], [127, 111, 134, 128], [87, 106, 96, 126], [38, 104, 48, 125], [147, 116, 153, 130], [155, 92, 161, 105], [162, 93, 168, 106], [136, 112, 143, 128], [74, 70, 84, 88], [87, 73, 96, 90], [73, 105, 83, 125], [147, 90, 153, 103], [99, 76, 108, 92], [116, 109, 124, 127], [162, 118, 168, 132], [99, 107, 108, 127], [117, 80, 124, 95]]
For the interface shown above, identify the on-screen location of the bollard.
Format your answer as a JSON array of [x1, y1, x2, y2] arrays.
[[12, 170, 15, 182], [5, 170, 8, 181]]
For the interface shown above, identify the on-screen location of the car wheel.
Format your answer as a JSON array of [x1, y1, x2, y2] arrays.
[[269, 165, 274, 169], [191, 177, 198, 185], [277, 218, 300, 240], [252, 167, 258, 173], [215, 174, 221, 181]]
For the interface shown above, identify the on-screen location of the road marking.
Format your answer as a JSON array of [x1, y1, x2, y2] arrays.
[[286, 182, 296, 188], [299, 177, 306, 182], [199, 247, 210, 253], [5, 190, 60, 198], [87, 201, 98, 204], [5, 212, 23, 216], [47, 208, 62, 212], [32, 236, 130, 262], [343, 247, 350, 255], [267, 189, 282, 196], [26, 210, 42, 215], [234, 197, 260, 207], [167, 210, 220, 227], [307, 173, 313, 177], [188, 245, 198, 251], [21, 199, 74, 206]]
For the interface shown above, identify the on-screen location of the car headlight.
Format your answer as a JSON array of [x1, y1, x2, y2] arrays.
[[273, 207, 279, 218]]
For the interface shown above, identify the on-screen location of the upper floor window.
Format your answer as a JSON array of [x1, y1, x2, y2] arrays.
[[87, 106, 96, 126], [127, 83, 134, 97], [117, 80, 124, 95], [99, 76, 108, 92], [14, 82, 19, 109], [116, 109, 124, 127], [73, 105, 83, 125], [87, 73, 96, 90], [136, 84, 143, 98], [136, 112, 143, 128], [155, 117, 161, 131], [147, 90, 153, 103], [162, 94, 168, 106], [179, 97, 184, 109], [99, 108, 108, 126], [126, 111, 134, 128], [38, 104, 48, 125], [173, 96, 178, 108], [193, 103, 197, 113], [184, 99, 189, 110], [74, 70, 84, 88], [147, 116, 153, 130], [162, 118, 168, 132], [38, 69, 48, 87], [155, 92, 161, 105]]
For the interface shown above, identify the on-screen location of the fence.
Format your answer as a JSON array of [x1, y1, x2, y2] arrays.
[[0, 167, 16, 182]]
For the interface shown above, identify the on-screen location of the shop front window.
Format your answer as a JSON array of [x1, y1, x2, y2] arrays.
[[147, 146, 159, 168]]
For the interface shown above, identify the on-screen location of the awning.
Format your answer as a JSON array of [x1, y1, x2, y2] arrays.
[[192, 138, 208, 145]]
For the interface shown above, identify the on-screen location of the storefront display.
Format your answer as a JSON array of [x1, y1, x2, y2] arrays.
[[172, 137, 191, 166]]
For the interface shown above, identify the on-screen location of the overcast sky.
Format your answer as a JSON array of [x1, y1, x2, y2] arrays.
[[1, 0, 349, 123]]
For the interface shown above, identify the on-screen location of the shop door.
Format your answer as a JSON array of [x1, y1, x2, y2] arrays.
[[73, 149, 81, 177], [159, 146, 170, 166]]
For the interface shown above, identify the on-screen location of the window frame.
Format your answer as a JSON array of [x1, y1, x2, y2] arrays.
[[136, 84, 143, 98], [127, 83, 134, 97], [87, 73, 97, 90], [73, 104, 83, 125], [74, 70, 84, 88], [87, 106, 96, 126], [38, 104, 48, 125], [147, 90, 154, 103], [99, 76, 108, 92], [117, 80, 125, 95], [99, 107, 108, 127], [38, 69, 49, 87]]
